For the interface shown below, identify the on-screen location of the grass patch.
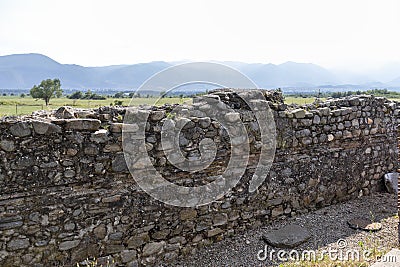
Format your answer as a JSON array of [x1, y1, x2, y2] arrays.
[[283, 96, 323, 105], [0, 96, 190, 116]]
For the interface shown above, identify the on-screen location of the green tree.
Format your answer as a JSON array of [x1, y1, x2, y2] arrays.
[[30, 78, 62, 106], [68, 91, 83, 99], [114, 92, 125, 98], [84, 90, 93, 99]]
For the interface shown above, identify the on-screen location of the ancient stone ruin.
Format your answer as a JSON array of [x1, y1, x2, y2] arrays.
[[0, 89, 398, 266]]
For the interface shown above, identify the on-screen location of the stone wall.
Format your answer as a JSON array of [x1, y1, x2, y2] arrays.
[[0, 89, 398, 266]]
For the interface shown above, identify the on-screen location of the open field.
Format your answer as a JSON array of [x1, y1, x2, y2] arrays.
[[1, 94, 398, 117], [0, 96, 190, 116], [283, 96, 323, 105]]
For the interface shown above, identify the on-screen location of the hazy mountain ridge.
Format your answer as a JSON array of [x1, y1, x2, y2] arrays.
[[0, 53, 399, 90]]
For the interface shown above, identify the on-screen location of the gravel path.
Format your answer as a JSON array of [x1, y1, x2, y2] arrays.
[[167, 193, 398, 266]]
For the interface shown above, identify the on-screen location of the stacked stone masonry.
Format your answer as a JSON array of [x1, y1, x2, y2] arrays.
[[0, 89, 398, 266]]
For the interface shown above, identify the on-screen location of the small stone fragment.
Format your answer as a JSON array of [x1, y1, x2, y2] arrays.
[[347, 218, 382, 231]]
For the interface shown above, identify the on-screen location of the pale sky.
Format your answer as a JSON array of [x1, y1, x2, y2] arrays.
[[0, 0, 399, 70]]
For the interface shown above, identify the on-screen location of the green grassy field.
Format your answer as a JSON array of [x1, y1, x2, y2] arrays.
[[283, 96, 323, 105], [0, 96, 190, 116]]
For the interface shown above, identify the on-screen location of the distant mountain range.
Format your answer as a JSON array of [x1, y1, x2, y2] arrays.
[[1, 53, 400, 92]]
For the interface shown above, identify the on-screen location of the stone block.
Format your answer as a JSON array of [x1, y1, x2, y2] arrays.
[[65, 119, 101, 131], [10, 122, 31, 137]]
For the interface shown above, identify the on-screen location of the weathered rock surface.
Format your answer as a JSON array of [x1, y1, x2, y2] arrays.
[[10, 122, 31, 137], [7, 238, 30, 251], [32, 120, 62, 134], [59, 240, 80, 251], [142, 241, 166, 257], [55, 106, 76, 119], [384, 172, 398, 194], [262, 224, 311, 248], [0, 140, 15, 152], [65, 119, 101, 131]]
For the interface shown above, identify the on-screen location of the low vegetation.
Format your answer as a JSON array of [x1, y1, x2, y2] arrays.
[[68, 90, 106, 100], [0, 95, 189, 116], [286, 88, 400, 100]]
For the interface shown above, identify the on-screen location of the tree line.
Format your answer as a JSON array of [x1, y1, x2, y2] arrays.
[[287, 88, 400, 99], [22, 78, 400, 106], [329, 89, 400, 98]]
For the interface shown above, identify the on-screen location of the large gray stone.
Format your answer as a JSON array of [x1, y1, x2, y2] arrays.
[[103, 144, 122, 153], [142, 241, 165, 257], [10, 122, 31, 137], [55, 106, 75, 119], [32, 120, 62, 135], [0, 220, 23, 230], [59, 240, 80, 251], [64, 169, 76, 178], [104, 245, 124, 254], [109, 232, 123, 241], [207, 228, 223, 237], [112, 153, 128, 172], [84, 145, 99, 156], [93, 224, 107, 239], [65, 119, 101, 131], [0, 140, 15, 152], [13, 155, 35, 170], [199, 117, 211, 128], [7, 238, 30, 251], [292, 109, 306, 119], [150, 111, 166, 121], [127, 232, 150, 249], [0, 216, 23, 230], [90, 129, 110, 143], [262, 224, 311, 248], [212, 213, 228, 226], [110, 123, 123, 133], [121, 250, 137, 263], [224, 112, 241, 123], [180, 209, 197, 220], [384, 172, 398, 194]]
